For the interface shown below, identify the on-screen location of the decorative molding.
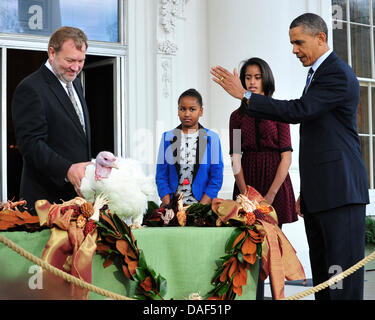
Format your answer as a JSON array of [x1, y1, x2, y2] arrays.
[[158, 40, 178, 55], [159, 0, 186, 34], [161, 59, 172, 98]]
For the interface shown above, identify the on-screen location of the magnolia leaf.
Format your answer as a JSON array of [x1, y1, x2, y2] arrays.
[[211, 266, 224, 283], [116, 240, 129, 256], [122, 265, 132, 279], [96, 222, 120, 239], [220, 254, 234, 262], [149, 291, 164, 300], [139, 276, 153, 292], [225, 228, 244, 253], [237, 251, 244, 264], [242, 237, 257, 255], [112, 213, 128, 237], [232, 231, 246, 250], [215, 259, 223, 268], [103, 258, 113, 268], [158, 276, 167, 297], [96, 242, 111, 253], [127, 260, 139, 276], [111, 213, 138, 253], [135, 267, 148, 282], [138, 249, 148, 269], [99, 214, 117, 231], [217, 283, 230, 297], [133, 294, 147, 300], [132, 273, 140, 282], [148, 267, 157, 279]]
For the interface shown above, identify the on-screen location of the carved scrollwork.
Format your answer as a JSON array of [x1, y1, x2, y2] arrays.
[[158, 40, 178, 55], [159, 0, 185, 33]]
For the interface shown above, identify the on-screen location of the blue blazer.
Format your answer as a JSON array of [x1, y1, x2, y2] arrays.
[[245, 52, 369, 213], [156, 124, 224, 201]]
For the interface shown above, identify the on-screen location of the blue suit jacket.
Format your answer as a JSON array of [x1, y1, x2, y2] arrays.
[[245, 51, 369, 213], [156, 124, 224, 201]]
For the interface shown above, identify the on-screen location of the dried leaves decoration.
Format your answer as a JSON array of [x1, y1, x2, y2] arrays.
[[205, 225, 264, 300], [95, 210, 167, 300], [0, 200, 41, 232], [143, 200, 218, 228]]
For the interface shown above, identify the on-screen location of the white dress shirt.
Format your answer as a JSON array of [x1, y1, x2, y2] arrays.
[[45, 60, 85, 121]]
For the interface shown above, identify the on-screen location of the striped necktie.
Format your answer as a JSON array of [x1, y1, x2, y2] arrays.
[[304, 67, 314, 93], [66, 82, 86, 133]]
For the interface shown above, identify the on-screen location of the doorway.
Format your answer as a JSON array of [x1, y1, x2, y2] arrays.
[[6, 49, 115, 201]]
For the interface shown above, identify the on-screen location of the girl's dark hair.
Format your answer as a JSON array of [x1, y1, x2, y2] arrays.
[[239, 57, 275, 97], [238, 57, 275, 116], [178, 88, 203, 107]]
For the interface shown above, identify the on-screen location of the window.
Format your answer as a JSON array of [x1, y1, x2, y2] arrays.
[[333, 0, 375, 188], [0, 0, 119, 42]]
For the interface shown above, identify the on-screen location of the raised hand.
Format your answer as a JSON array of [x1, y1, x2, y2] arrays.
[[210, 66, 246, 99]]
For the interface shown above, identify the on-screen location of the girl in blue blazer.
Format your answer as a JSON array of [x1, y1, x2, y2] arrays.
[[156, 89, 224, 206]]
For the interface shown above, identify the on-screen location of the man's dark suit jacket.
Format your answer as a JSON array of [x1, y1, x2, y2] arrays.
[[245, 51, 369, 213], [12, 64, 92, 213]]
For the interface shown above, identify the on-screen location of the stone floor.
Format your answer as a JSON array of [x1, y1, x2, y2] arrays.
[[264, 269, 375, 300]]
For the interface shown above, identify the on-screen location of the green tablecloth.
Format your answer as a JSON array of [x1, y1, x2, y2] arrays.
[[0, 227, 258, 300]]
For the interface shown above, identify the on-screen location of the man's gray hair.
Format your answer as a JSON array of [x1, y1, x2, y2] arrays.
[[290, 13, 328, 41]]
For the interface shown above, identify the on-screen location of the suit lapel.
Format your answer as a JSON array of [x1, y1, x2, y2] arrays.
[[41, 65, 88, 142], [303, 52, 338, 96]]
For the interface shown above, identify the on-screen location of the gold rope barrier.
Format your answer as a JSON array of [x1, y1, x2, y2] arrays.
[[283, 249, 375, 300], [2, 232, 375, 300], [0, 234, 134, 300]]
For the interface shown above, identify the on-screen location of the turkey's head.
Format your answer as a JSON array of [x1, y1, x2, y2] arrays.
[[95, 151, 119, 181]]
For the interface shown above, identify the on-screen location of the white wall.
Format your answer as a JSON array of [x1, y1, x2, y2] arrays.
[[129, 0, 358, 280]]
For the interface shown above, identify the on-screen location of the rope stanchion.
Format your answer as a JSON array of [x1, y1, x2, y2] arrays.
[[283, 249, 375, 300], [0, 234, 134, 300]]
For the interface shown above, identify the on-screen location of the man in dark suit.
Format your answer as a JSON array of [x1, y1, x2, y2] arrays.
[[12, 26, 92, 214], [211, 13, 369, 300]]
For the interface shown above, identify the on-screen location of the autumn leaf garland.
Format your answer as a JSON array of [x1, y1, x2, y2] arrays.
[[205, 225, 264, 300], [96, 202, 265, 300], [95, 210, 167, 300]]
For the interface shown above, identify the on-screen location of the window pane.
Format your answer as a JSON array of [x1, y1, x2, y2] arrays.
[[351, 25, 371, 78], [360, 136, 370, 187], [0, 0, 119, 43], [350, 0, 370, 24], [332, 0, 347, 21], [333, 22, 348, 63], [60, 0, 119, 43], [360, 136, 370, 188], [373, 87, 375, 133], [358, 86, 369, 134], [374, 0, 375, 24]]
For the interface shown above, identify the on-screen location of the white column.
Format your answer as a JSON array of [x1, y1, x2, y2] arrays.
[[127, 0, 158, 175]]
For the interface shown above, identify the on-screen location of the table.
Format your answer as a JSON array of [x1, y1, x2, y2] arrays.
[[0, 227, 259, 300]]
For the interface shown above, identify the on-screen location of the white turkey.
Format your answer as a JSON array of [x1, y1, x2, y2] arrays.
[[80, 151, 155, 228]]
